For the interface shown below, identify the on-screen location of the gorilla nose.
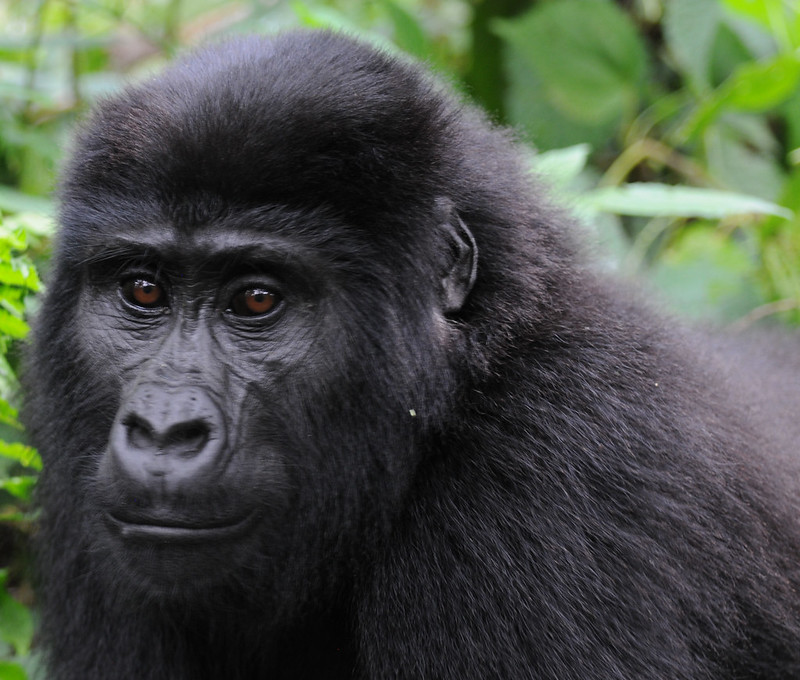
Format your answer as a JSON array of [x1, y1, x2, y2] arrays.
[[108, 384, 226, 487], [125, 415, 210, 458]]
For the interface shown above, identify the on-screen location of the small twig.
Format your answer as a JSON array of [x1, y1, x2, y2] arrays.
[[600, 138, 712, 188], [728, 299, 800, 334]]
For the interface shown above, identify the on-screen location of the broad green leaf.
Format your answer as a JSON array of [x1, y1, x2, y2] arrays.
[[0, 400, 19, 429], [0, 476, 36, 501], [0, 355, 18, 405], [291, 2, 360, 30], [494, 0, 647, 125], [585, 183, 792, 219], [682, 55, 800, 138], [705, 127, 784, 201], [664, 0, 722, 90], [0, 571, 33, 656], [2, 212, 54, 239], [0, 442, 41, 471], [0, 229, 25, 253], [0, 310, 29, 340], [383, 0, 430, 60], [651, 227, 765, 321], [289, 3, 398, 55], [0, 188, 52, 217], [722, 0, 781, 29], [530, 144, 591, 189], [728, 55, 800, 109], [502, 46, 616, 150], [0, 661, 27, 680], [0, 293, 25, 318], [0, 263, 38, 290]]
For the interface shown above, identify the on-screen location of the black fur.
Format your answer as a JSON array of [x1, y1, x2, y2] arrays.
[[24, 31, 800, 679]]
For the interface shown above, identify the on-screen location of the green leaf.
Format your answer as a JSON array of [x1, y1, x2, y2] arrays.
[[502, 45, 616, 150], [682, 55, 800, 138], [0, 476, 36, 501], [650, 226, 765, 321], [0, 571, 33, 656], [0, 661, 27, 680], [1, 212, 54, 239], [0, 188, 52, 217], [494, 0, 647, 125], [0, 262, 39, 290], [0, 400, 20, 429], [585, 184, 793, 219], [0, 355, 19, 405], [0, 310, 29, 340], [383, 0, 429, 60], [0, 442, 41, 471], [0, 229, 24, 254], [530, 144, 591, 189], [289, 3, 396, 53], [727, 55, 800, 110], [721, 0, 780, 29], [705, 126, 785, 201], [663, 0, 722, 90]]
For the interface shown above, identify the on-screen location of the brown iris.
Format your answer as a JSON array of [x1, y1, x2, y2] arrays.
[[121, 278, 165, 309], [230, 288, 280, 317]]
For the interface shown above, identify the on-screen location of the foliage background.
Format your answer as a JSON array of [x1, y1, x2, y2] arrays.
[[0, 0, 798, 676]]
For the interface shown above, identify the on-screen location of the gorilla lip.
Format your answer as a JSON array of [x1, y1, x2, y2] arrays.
[[105, 511, 256, 544]]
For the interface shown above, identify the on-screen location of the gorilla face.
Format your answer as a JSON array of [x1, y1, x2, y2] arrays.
[[85, 216, 308, 587], [64, 197, 473, 594]]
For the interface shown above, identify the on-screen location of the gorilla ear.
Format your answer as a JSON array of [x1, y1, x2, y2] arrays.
[[435, 198, 478, 315]]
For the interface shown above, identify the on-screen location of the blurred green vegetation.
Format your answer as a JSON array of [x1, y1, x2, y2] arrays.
[[0, 0, 798, 675]]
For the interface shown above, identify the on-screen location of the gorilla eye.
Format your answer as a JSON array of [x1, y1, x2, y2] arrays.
[[230, 288, 281, 317], [121, 278, 166, 310]]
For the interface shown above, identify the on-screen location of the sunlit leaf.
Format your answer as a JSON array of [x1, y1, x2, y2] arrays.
[[651, 226, 766, 321], [722, 0, 782, 28], [0, 571, 33, 656], [0, 476, 36, 501], [383, 0, 430, 60], [0, 660, 27, 680], [585, 184, 792, 219], [664, 0, 722, 90], [0, 310, 29, 340], [682, 55, 800, 138], [0, 263, 39, 290], [0, 442, 41, 471], [0, 400, 19, 429], [494, 0, 647, 125], [0, 188, 52, 216], [530, 144, 591, 189]]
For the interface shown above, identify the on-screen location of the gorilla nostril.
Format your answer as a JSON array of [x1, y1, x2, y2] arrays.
[[125, 415, 156, 450], [163, 421, 210, 458]]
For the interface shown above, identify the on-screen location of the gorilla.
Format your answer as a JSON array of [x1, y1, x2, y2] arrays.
[[24, 30, 800, 680]]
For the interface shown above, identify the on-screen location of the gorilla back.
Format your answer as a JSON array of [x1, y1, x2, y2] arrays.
[[25, 31, 800, 680]]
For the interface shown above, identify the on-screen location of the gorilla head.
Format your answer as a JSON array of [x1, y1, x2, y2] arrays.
[[25, 30, 800, 680], [40, 33, 483, 596]]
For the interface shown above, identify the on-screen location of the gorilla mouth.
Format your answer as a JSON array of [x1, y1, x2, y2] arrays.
[[105, 511, 256, 544]]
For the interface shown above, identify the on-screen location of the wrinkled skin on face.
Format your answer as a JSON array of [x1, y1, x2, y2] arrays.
[[61, 200, 473, 594]]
